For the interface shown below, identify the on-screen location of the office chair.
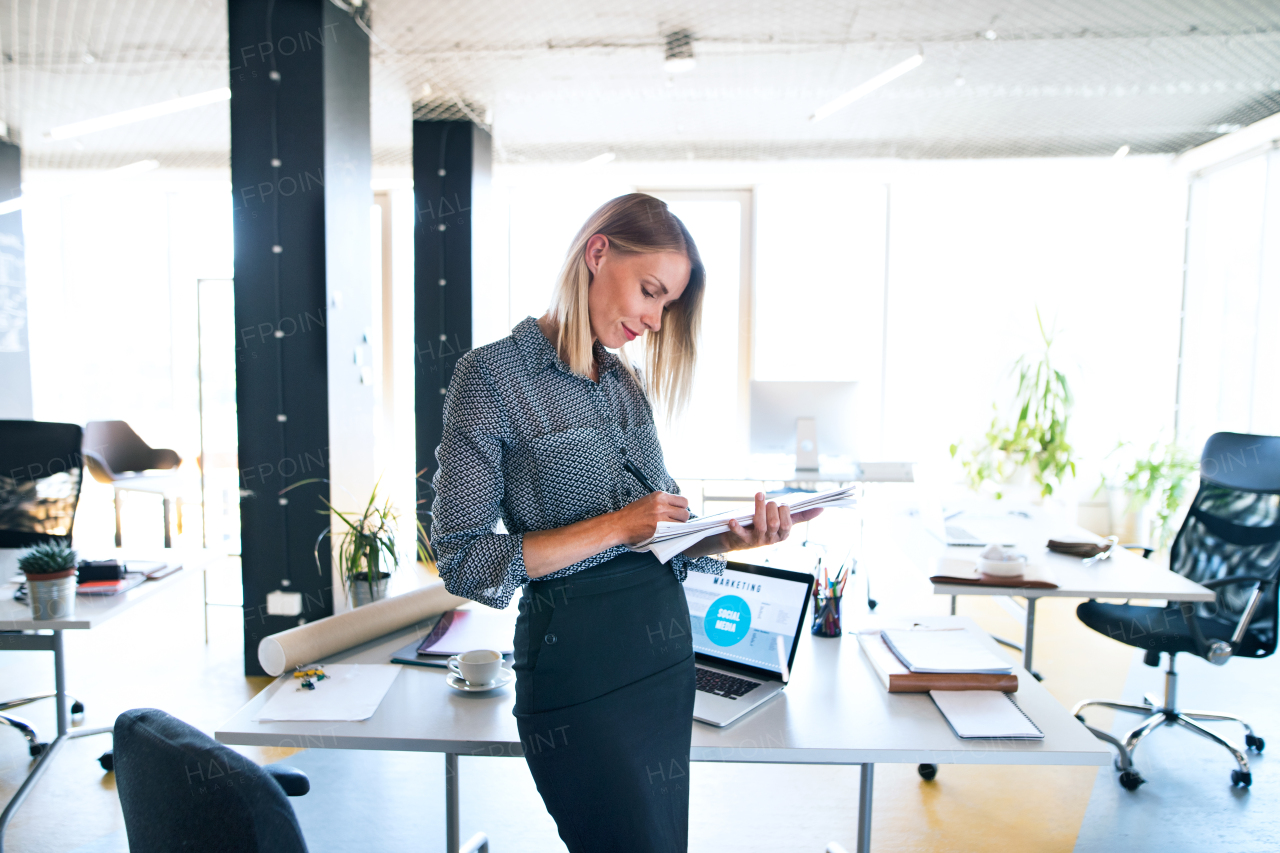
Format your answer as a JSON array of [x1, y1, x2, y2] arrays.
[[1073, 431, 1278, 790], [114, 708, 311, 853], [82, 420, 183, 548], [0, 420, 88, 756]]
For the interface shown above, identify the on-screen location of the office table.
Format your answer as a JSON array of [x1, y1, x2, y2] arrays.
[[217, 612, 1109, 853], [0, 551, 216, 851], [912, 517, 1215, 674]]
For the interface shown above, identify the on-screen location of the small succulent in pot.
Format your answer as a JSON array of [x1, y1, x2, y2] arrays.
[[18, 542, 79, 579]]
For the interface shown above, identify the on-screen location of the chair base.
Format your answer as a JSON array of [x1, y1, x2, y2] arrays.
[[1072, 653, 1262, 789], [1, 694, 86, 757]]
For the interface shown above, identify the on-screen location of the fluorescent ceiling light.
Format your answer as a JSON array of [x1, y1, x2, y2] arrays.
[[1113, 144, 1131, 158], [810, 54, 924, 122], [47, 88, 231, 140], [583, 152, 616, 166], [113, 159, 161, 175]]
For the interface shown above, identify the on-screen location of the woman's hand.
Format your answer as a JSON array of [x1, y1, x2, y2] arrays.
[[613, 491, 691, 547]]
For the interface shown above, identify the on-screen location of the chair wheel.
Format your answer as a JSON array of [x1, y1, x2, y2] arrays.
[[71, 701, 85, 715], [1246, 735, 1265, 753], [1231, 770, 1252, 787], [29, 742, 49, 758], [98, 750, 114, 772], [1118, 770, 1145, 791], [917, 763, 937, 781]]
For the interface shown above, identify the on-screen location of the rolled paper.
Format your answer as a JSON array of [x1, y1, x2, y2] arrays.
[[258, 581, 469, 676]]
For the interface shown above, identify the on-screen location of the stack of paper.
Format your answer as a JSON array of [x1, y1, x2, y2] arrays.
[[635, 484, 859, 563], [880, 627, 1014, 675]]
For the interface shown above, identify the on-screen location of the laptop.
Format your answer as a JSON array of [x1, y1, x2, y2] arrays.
[[917, 489, 1018, 548], [685, 561, 813, 727]]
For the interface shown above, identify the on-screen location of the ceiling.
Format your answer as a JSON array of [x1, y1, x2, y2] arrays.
[[1, 0, 1278, 170]]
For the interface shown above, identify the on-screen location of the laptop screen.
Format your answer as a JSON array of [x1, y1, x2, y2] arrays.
[[685, 562, 812, 677]]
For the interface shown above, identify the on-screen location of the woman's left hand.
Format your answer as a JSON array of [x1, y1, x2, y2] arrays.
[[718, 493, 823, 553]]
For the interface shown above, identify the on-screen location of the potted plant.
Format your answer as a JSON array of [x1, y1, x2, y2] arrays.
[[281, 477, 433, 607], [1100, 440, 1198, 552], [18, 542, 79, 620], [950, 310, 1076, 501]]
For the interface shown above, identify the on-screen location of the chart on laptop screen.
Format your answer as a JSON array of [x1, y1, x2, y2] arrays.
[[684, 567, 810, 673]]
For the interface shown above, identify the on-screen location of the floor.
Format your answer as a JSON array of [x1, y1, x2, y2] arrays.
[[1, 491, 1273, 852]]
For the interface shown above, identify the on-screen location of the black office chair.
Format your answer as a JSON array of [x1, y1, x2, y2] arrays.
[[1073, 432, 1278, 790], [114, 708, 311, 853], [0, 420, 88, 756]]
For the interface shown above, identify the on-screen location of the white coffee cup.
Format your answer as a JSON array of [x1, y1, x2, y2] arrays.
[[448, 649, 504, 686]]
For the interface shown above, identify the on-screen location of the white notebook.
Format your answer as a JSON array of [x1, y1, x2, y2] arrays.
[[881, 628, 1014, 674], [930, 690, 1043, 739]]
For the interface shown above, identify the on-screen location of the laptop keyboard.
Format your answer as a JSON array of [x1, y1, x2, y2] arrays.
[[696, 667, 762, 700]]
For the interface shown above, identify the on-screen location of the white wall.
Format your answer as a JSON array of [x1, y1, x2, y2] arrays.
[[484, 156, 1187, 490]]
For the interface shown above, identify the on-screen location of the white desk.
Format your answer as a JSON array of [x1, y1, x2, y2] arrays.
[[909, 516, 1215, 674], [217, 612, 1108, 853], [0, 551, 216, 850]]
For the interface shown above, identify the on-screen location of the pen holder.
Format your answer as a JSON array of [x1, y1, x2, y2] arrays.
[[811, 593, 842, 637]]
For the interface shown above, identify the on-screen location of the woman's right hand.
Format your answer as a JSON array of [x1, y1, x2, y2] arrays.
[[613, 491, 690, 547]]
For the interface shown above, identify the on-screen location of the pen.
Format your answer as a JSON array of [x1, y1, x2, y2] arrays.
[[623, 459, 659, 495]]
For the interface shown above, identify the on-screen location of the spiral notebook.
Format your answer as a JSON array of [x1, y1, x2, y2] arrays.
[[929, 690, 1043, 739]]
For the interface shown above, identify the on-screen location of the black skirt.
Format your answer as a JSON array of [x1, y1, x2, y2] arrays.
[[513, 551, 696, 853]]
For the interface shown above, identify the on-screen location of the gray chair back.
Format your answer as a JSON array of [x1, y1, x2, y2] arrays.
[[114, 708, 308, 853]]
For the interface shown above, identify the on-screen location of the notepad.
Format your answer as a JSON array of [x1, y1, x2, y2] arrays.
[[929, 690, 1043, 739], [633, 484, 859, 563], [881, 628, 1014, 674]]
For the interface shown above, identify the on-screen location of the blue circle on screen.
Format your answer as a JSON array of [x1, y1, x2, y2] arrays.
[[704, 595, 752, 646]]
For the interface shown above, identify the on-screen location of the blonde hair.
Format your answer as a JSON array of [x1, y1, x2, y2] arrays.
[[548, 193, 705, 418]]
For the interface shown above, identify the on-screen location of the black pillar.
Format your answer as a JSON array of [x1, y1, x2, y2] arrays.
[[0, 139, 33, 419], [229, 0, 370, 674], [414, 121, 490, 514]]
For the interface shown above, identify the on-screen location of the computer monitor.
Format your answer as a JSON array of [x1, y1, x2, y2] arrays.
[[0, 420, 85, 577], [748, 381, 858, 469]]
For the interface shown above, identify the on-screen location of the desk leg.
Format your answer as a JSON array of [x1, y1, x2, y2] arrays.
[[53, 631, 67, 738], [444, 753, 490, 853], [1023, 598, 1037, 674], [856, 763, 873, 853], [446, 752, 460, 851]]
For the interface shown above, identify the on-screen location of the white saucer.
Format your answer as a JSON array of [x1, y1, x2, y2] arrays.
[[446, 665, 515, 693]]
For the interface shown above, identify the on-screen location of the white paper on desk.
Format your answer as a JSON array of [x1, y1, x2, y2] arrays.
[[930, 690, 1043, 739], [253, 664, 401, 722]]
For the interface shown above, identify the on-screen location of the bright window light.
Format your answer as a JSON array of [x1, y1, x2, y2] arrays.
[[810, 54, 923, 122], [46, 88, 231, 140]]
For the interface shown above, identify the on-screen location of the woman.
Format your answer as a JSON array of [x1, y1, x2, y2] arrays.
[[431, 193, 819, 852]]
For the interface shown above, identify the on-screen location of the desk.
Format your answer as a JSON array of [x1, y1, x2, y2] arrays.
[[910, 517, 1215, 674], [217, 612, 1108, 853], [0, 551, 216, 851]]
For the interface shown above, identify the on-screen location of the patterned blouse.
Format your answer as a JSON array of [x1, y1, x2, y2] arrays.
[[431, 316, 726, 609]]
